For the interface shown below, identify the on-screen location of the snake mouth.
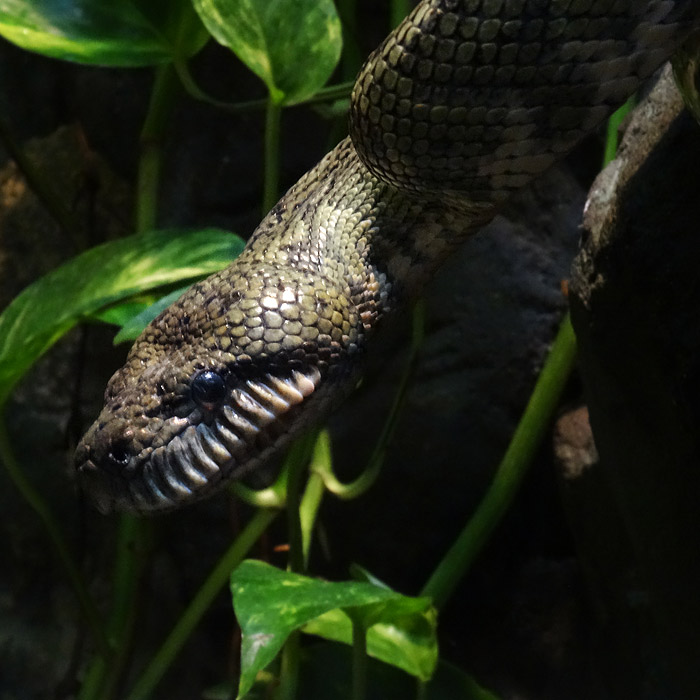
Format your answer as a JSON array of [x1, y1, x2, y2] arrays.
[[81, 366, 324, 514]]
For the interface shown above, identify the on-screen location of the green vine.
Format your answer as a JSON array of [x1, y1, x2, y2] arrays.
[[421, 315, 578, 607], [125, 507, 279, 700]]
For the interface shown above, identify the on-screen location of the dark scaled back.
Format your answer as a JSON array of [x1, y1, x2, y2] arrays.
[[350, 0, 699, 202]]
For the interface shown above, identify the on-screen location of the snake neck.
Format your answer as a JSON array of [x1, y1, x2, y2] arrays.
[[245, 136, 495, 338], [75, 136, 492, 513]]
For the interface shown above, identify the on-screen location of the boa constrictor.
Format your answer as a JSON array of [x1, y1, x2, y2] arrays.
[[75, 0, 700, 513]]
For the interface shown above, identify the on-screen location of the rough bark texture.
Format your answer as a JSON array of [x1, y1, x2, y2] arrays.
[[569, 65, 700, 698]]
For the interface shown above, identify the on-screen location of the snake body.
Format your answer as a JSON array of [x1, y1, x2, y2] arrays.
[[76, 0, 699, 513]]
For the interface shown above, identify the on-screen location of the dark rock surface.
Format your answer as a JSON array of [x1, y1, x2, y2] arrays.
[[570, 67, 700, 699]]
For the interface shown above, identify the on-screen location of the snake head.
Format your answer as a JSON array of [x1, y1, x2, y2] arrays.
[[75, 262, 362, 513]]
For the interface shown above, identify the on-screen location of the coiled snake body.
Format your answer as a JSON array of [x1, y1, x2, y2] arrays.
[[76, 0, 699, 513]]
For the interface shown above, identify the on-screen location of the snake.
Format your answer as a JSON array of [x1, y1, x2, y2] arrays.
[[75, 0, 700, 514]]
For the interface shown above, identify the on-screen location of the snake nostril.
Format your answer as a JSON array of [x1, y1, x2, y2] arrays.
[[74, 441, 90, 468]]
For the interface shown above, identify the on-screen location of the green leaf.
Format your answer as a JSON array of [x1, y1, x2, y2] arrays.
[[91, 297, 157, 327], [231, 560, 437, 698], [88, 284, 193, 343], [0, 0, 209, 66], [303, 606, 437, 681], [192, 0, 342, 105], [111, 284, 191, 344], [0, 227, 243, 405], [426, 660, 503, 700], [349, 563, 393, 589]]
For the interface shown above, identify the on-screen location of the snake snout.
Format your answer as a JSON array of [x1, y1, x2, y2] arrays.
[[77, 365, 328, 513], [75, 442, 124, 515], [76, 459, 118, 515], [75, 416, 143, 513]]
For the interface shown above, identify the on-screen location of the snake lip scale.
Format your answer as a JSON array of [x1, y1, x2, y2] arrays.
[[76, 365, 330, 513], [76, 0, 700, 514]]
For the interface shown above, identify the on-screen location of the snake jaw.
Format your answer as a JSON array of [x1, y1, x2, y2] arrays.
[[128, 366, 324, 513], [74, 423, 144, 515], [76, 365, 326, 513]]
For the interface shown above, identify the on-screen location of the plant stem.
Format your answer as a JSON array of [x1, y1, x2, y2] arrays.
[[421, 313, 577, 608], [125, 507, 278, 700], [102, 516, 152, 698], [277, 630, 301, 700], [351, 618, 368, 700], [272, 434, 317, 700], [136, 64, 180, 233], [299, 467, 326, 566], [286, 449, 308, 576], [97, 60, 181, 700], [77, 657, 108, 700], [312, 300, 425, 499], [263, 98, 283, 214], [275, 435, 317, 700], [230, 479, 288, 508], [299, 81, 356, 107], [174, 59, 354, 115], [0, 411, 112, 659], [603, 97, 634, 166], [78, 517, 152, 700], [336, 0, 362, 81]]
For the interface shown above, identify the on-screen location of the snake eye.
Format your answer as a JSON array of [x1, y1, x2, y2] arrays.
[[107, 444, 131, 468], [191, 370, 227, 409]]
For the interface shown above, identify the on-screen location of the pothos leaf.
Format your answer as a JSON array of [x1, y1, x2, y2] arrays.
[[0, 0, 209, 66], [231, 560, 437, 698], [192, 0, 342, 104], [0, 227, 243, 405]]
